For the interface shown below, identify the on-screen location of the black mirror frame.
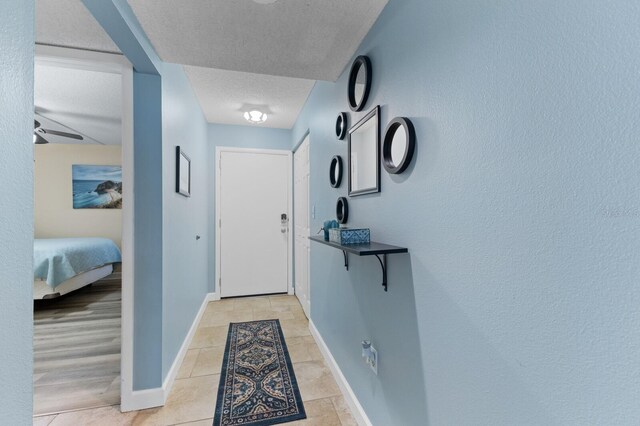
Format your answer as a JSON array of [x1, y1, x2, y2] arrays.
[[176, 146, 191, 197], [329, 155, 343, 188], [382, 117, 416, 174], [336, 113, 348, 140], [347, 56, 372, 112], [348, 105, 380, 197], [336, 197, 349, 224]]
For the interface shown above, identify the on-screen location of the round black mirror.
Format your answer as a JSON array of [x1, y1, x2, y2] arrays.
[[347, 56, 372, 112], [336, 113, 348, 140], [382, 117, 416, 174], [336, 197, 349, 224], [329, 155, 343, 188]]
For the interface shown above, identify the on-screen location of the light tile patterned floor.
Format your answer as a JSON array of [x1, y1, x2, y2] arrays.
[[33, 295, 357, 426]]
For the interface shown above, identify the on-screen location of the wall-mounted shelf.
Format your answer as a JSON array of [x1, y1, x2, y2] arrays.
[[309, 236, 408, 291]]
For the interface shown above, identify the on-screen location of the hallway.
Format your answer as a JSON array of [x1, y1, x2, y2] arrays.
[[33, 295, 357, 426]]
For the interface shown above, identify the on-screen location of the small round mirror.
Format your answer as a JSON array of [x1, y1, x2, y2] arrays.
[[335, 113, 348, 140], [329, 155, 343, 188], [391, 129, 407, 166], [354, 68, 366, 104], [336, 197, 349, 224], [382, 117, 416, 174], [347, 56, 372, 112]]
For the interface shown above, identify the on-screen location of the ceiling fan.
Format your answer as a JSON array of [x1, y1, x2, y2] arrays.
[[33, 119, 84, 144]]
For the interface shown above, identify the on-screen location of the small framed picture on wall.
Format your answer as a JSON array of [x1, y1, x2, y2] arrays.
[[176, 146, 191, 197]]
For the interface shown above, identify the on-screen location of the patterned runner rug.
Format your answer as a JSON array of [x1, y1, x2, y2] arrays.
[[213, 319, 306, 426]]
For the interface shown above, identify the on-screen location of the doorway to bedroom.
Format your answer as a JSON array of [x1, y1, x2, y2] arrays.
[[31, 47, 133, 418]]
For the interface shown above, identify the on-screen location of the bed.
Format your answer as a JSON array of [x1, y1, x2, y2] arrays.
[[33, 238, 122, 299]]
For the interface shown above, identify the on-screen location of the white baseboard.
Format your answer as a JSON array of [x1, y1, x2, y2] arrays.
[[309, 320, 372, 426], [162, 292, 215, 400], [122, 292, 214, 411], [123, 387, 164, 412]]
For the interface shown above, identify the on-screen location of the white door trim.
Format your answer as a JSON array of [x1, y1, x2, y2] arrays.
[[215, 146, 293, 299], [35, 45, 136, 412], [293, 134, 311, 318]]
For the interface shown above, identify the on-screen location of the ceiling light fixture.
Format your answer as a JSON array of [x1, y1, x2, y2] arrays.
[[244, 109, 268, 124]]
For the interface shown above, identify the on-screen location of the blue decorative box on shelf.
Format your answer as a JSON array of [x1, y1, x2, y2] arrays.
[[329, 228, 371, 245]]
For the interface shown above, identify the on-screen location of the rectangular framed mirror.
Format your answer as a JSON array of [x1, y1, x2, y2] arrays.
[[348, 105, 380, 196], [176, 146, 191, 197]]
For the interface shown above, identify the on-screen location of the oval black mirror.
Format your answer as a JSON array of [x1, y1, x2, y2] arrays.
[[329, 155, 343, 188], [336, 197, 349, 224], [336, 113, 348, 140], [382, 117, 416, 174], [347, 56, 372, 112]]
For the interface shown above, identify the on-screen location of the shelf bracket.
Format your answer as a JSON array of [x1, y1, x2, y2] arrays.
[[342, 250, 349, 271], [374, 254, 388, 291], [308, 236, 407, 293]]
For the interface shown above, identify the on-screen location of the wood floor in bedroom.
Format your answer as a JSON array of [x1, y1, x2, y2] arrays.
[[33, 274, 121, 416]]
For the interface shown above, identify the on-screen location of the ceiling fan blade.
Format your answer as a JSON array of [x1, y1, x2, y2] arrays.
[[34, 133, 49, 144], [34, 119, 40, 129], [40, 129, 84, 140]]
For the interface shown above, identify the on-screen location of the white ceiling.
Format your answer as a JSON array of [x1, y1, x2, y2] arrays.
[[35, 64, 122, 145], [127, 0, 388, 81], [36, 0, 121, 54], [184, 66, 315, 129]]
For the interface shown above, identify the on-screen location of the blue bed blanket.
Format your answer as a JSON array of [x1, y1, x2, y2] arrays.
[[34, 238, 122, 288]]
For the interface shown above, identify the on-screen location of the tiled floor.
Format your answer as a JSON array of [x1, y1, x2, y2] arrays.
[[33, 294, 357, 426]]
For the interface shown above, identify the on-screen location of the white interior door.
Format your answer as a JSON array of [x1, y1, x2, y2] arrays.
[[219, 150, 290, 298], [294, 136, 310, 317]]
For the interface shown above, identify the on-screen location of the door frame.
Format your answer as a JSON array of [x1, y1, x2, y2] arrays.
[[215, 147, 294, 299], [34, 45, 136, 411], [293, 133, 311, 318]]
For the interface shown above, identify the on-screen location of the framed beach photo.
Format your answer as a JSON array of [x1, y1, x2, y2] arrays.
[[176, 146, 191, 197], [72, 165, 122, 209]]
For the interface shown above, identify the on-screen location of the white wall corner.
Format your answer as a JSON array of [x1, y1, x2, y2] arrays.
[[122, 387, 164, 412], [309, 320, 372, 426]]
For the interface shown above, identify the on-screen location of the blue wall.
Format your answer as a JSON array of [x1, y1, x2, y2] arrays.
[[161, 63, 210, 379], [207, 123, 292, 293], [0, 0, 34, 422], [132, 71, 164, 389], [208, 123, 292, 152], [292, 0, 640, 424]]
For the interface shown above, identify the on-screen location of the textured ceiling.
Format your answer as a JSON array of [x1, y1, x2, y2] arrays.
[[35, 0, 388, 128], [126, 0, 388, 81], [184, 66, 315, 129], [35, 64, 122, 145], [36, 0, 121, 53]]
